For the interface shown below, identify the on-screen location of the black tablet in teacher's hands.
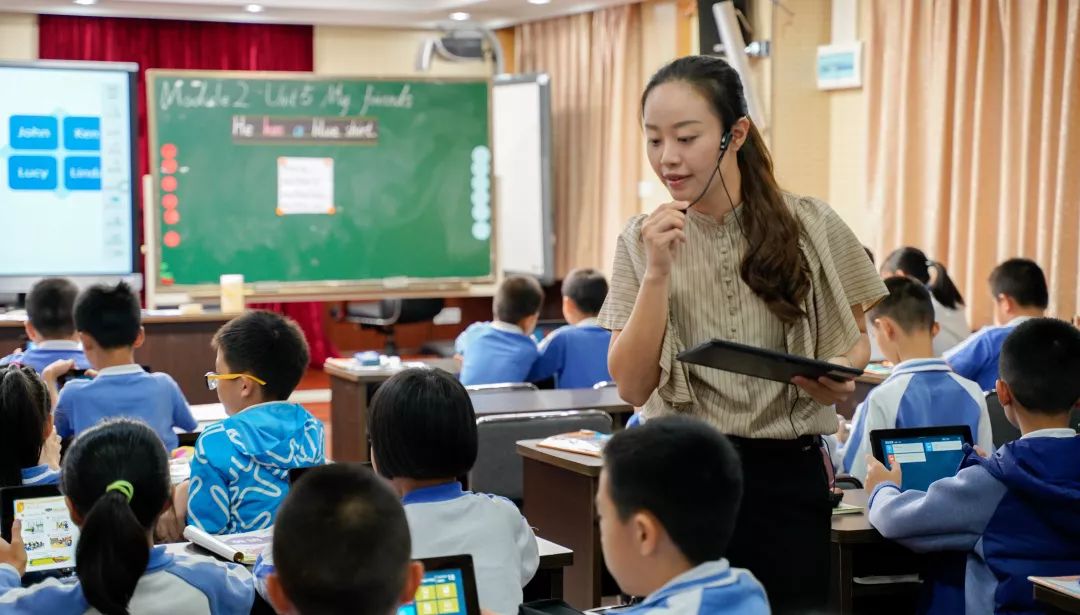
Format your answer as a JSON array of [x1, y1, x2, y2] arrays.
[[675, 339, 863, 384]]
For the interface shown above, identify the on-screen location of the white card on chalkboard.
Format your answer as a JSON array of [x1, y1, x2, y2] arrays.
[[276, 156, 335, 216]]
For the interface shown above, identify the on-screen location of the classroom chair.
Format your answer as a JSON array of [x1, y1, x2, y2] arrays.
[[986, 390, 1080, 448], [465, 382, 539, 393], [469, 409, 613, 505], [335, 298, 446, 356]]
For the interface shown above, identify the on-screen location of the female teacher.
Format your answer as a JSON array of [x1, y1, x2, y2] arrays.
[[597, 56, 886, 613]]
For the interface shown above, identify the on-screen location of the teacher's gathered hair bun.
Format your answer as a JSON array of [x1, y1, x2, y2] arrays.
[[643, 56, 810, 324]]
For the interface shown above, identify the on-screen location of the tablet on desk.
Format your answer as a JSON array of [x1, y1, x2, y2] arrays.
[[870, 426, 973, 492], [676, 339, 863, 384], [0, 485, 79, 585], [397, 554, 481, 615]]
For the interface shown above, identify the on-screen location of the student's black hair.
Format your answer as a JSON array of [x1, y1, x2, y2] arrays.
[[61, 419, 171, 615], [368, 368, 477, 480], [273, 463, 412, 615], [26, 277, 79, 338], [643, 56, 809, 324], [882, 247, 966, 310], [74, 282, 142, 349], [866, 276, 935, 334], [602, 415, 742, 564], [999, 318, 1080, 414], [0, 365, 51, 488], [494, 275, 544, 324], [562, 268, 609, 316], [212, 310, 309, 401], [989, 258, 1049, 309]]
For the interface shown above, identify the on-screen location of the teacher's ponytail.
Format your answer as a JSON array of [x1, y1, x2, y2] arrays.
[[61, 420, 171, 615], [643, 56, 809, 323]]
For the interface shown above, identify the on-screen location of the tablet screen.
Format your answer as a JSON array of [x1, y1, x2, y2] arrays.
[[397, 568, 467, 615], [14, 494, 78, 573], [880, 434, 966, 492]]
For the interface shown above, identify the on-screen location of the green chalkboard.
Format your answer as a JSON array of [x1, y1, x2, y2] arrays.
[[146, 70, 493, 293]]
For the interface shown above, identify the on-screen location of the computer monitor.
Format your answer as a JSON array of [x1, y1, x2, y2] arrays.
[[0, 60, 142, 295]]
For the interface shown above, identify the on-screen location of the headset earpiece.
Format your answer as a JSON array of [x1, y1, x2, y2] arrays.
[[720, 129, 733, 152]]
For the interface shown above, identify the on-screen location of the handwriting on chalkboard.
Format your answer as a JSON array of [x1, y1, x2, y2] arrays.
[[232, 116, 378, 144], [158, 79, 367, 117]]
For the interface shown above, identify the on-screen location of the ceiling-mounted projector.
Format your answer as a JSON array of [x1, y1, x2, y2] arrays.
[[416, 25, 505, 74]]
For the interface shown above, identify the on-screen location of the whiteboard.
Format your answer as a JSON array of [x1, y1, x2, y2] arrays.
[[493, 74, 554, 283]]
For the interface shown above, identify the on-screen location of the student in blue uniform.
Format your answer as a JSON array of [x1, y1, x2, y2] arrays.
[[185, 311, 325, 535], [455, 275, 544, 386], [0, 419, 255, 614], [50, 282, 196, 450], [370, 368, 538, 614], [0, 365, 60, 488], [262, 464, 423, 615], [0, 277, 90, 373], [866, 318, 1080, 615], [599, 416, 768, 615], [944, 258, 1048, 391], [529, 268, 613, 388], [839, 277, 992, 481]]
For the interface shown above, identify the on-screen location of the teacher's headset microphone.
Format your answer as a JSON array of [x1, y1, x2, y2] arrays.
[[686, 125, 749, 242]]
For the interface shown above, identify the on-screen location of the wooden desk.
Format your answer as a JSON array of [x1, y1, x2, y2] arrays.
[[327, 359, 634, 462], [0, 312, 231, 405], [517, 439, 603, 610], [829, 490, 921, 614], [166, 535, 574, 609], [324, 358, 460, 462], [1033, 577, 1080, 614], [517, 443, 921, 613]]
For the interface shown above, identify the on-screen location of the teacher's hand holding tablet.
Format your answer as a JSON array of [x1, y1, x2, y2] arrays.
[[792, 357, 857, 406], [641, 201, 690, 276]]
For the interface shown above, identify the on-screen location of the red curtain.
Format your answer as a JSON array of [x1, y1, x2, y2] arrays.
[[39, 15, 338, 367]]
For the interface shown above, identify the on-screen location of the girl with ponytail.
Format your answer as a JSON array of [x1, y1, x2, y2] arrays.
[[881, 246, 971, 355], [598, 55, 888, 613], [0, 364, 59, 488], [0, 419, 254, 614]]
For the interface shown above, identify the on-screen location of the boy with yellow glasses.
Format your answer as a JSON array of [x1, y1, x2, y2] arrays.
[[183, 310, 326, 535]]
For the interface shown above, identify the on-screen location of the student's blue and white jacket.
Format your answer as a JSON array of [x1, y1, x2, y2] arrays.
[[0, 340, 90, 374], [455, 321, 539, 386], [944, 316, 1034, 391], [0, 545, 254, 614], [20, 464, 60, 486], [613, 560, 769, 615], [529, 318, 612, 389], [187, 401, 324, 535], [868, 429, 1080, 615], [404, 481, 538, 615], [840, 358, 993, 481]]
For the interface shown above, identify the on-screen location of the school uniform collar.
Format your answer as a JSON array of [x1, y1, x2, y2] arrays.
[[1006, 315, 1036, 328], [1021, 427, 1077, 440], [145, 546, 174, 573], [490, 321, 526, 335], [20, 464, 59, 484], [886, 358, 953, 381], [35, 340, 81, 351], [575, 317, 601, 328], [637, 559, 736, 606], [95, 364, 145, 377], [401, 481, 468, 505]]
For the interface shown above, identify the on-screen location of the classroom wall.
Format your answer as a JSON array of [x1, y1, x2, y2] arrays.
[[637, 0, 680, 215], [314, 26, 494, 77], [826, 4, 870, 243], [0, 13, 38, 60]]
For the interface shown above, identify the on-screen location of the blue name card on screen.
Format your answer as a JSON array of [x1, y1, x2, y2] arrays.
[[8, 156, 58, 190], [64, 157, 102, 190], [10, 116, 59, 150], [64, 117, 102, 151]]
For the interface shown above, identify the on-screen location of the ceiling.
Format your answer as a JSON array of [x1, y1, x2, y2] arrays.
[[0, 0, 637, 29]]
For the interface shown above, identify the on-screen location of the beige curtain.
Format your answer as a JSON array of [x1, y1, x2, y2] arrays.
[[867, 0, 1080, 327], [515, 5, 643, 277]]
